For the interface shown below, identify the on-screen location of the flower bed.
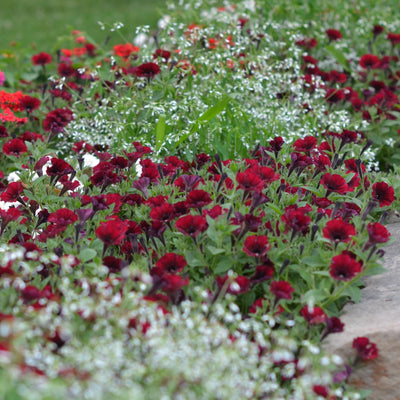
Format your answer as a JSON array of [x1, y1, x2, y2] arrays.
[[0, 0, 399, 398]]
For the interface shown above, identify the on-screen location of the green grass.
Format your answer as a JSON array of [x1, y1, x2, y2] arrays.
[[0, 0, 166, 50]]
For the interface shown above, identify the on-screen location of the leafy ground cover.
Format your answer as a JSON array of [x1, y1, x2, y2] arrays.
[[0, 0, 399, 398]]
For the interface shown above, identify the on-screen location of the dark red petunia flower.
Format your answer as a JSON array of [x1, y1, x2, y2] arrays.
[[243, 235, 270, 257], [150, 203, 176, 222], [48, 208, 78, 226], [329, 251, 362, 281], [270, 280, 295, 300], [247, 165, 279, 184], [372, 25, 384, 36], [3, 138, 28, 157], [160, 274, 189, 294], [0, 125, 8, 137], [251, 262, 275, 283], [133, 62, 161, 79], [268, 136, 285, 154], [46, 157, 74, 177], [0, 207, 22, 234], [43, 108, 74, 134], [155, 253, 187, 274], [281, 207, 311, 236], [293, 136, 317, 153], [326, 29, 342, 41], [31, 52, 52, 66], [320, 173, 349, 195], [359, 54, 381, 69], [295, 37, 318, 49], [174, 175, 202, 192], [323, 218, 356, 243], [372, 181, 395, 207], [175, 214, 208, 237], [300, 305, 327, 324], [19, 95, 41, 113], [366, 222, 390, 247], [154, 48, 171, 61], [387, 32, 400, 45], [186, 189, 212, 209], [103, 256, 127, 273], [326, 316, 345, 334], [325, 88, 346, 103], [90, 170, 122, 189], [236, 171, 264, 192], [352, 337, 378, 360], [95, 218, 128, 246], [0, 181, 24, 202], [58, 63, 76, 78]]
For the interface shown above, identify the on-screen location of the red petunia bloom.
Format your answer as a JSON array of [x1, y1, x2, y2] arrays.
[[300, 305, 327, 324], [293, 136, 317, 153], [43, 108, 73, 134], [325, 88, 346, 103], [95, 218, 128, 246], [154, 48, 171, 61], [46, 157, 74, 177], [372, 181, 395, 207], [186, 189, 212, 209], [19, 95, 41, 113], [320, 173, 349, 195], [155, 253, 187, 274], [0, 181, 24, 202], [387, 32, 400, 45], [372, 25, 384, 36], [270, 280, 295, 300], [3, 138, 28, 157], [216, 275, 250, 295], [160, 274, 189, 294], [329, 251, 362, 281], [31, 52, 52, 66], [359, 54, 381, 69], [175, 214, 208, 237], [132, 62, 161, 79], [236, 171, 263, 192], [326, 29, 342, 41], [281, 207, 311, 236], [48, 208, 78, 226], [352, 337, 378, 360], [366, 222, 390, 247], [323, 218, 356, 243], [0, 207, 21, 234], [295, 37, 318, 49], [103, 256, 126, 273], [243, 234, 270, 257], [150, 203, 176, 223]]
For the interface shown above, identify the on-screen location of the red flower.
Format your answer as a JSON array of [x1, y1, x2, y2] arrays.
[[372, 25, 384, 36], [281, 207, 311, 236], [155, 253, 187, 274], [150, 203, 176, 222], [326, 316, 344, 334], [175, 214, 208, 237], [0, 207, 21, 233], [352, 337, 378, 360], [300, 305, 327, 324], [154, 49, 171, 61], [58, 63, 76, 78], [48, 208, 78, 226], [243, 235, 270, 257], [43, 108, 73, 134], [159, 274, 189, 294], [31, 52, 52, 66], [132, 62, 161, 79], [359, 54, 381, 69], [270, 280, 294, 300], [366, 222, 390, 246], [95, 218, 128, 245], [387, 32, 400, 45], [313, 385, 329, 398], [46, 158, 74, 177], [3, 138, 28, 157], [216, 275, 250, 295], [293, 136, 317, 153], [113, 43, 139, 58], [326, 29, 342, 41], [0, 182, 24, 202], [320, 173, 349, 195], [329, 251, 362, 281], [19, 95, 41, 113], [186, 189, 212, 209], [323, 218, 356, 243], [103, 256, 126, 273], [325, 88, 346, 103], [372, 181, 395, 207], [236, 171, 263, 192], [295, 37, 318, 49]]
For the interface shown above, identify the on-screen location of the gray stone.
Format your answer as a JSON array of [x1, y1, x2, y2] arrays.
[[324, 223, 400, 399]]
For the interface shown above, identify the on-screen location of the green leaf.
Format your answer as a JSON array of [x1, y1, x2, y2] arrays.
[[206, 245, 226, 256], [342, 285, 362, 304], [80, 248, 98, 263], [155, 114, 166, 151], [184, 250, 205, 267], [325, 45, 350, 72], [198, 96, 231, 123], [303, 288, 328, 304], [214, 258, 233, 274]]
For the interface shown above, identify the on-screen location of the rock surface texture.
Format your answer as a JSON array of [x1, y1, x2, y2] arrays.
[[324, 222, 400, 399]]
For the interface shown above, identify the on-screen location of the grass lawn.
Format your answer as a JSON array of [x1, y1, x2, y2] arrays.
[[0, 0, 166, 50]]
